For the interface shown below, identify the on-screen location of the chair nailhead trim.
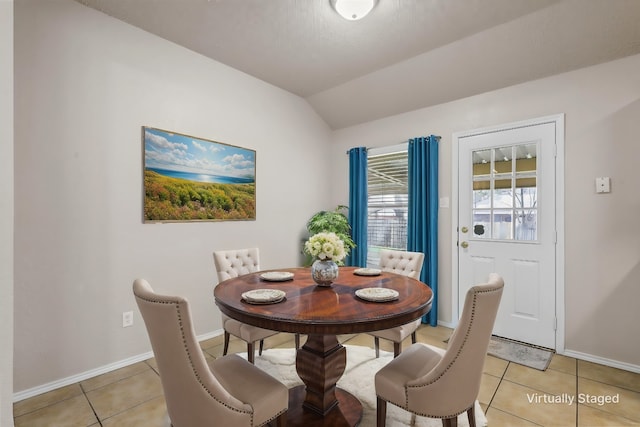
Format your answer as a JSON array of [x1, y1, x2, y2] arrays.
[[403, 283, 502, 419], [136, 293, 254, 423]]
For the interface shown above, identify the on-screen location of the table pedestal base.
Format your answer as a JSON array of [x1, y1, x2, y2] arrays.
[[296, 334, 346, 414], [286, 385, 363, 427]]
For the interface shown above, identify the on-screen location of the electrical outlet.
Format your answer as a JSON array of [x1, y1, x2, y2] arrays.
[[122, 311, 134, 328]]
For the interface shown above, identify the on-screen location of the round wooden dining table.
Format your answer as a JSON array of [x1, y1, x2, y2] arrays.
[[214, 266, 433, 427]]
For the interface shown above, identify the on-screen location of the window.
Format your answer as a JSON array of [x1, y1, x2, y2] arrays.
[[367, 144, 408, 267], [472, 143, 538, 241]]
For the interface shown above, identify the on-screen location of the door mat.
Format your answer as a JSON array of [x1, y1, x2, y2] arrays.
[[487, 335, 554, 371]]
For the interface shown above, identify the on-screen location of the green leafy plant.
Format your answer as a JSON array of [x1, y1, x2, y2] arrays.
[[304, 205, 356, 265]]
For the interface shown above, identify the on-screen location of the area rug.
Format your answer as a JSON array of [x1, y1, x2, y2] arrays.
[[240, 345, 487, 427], [487, 336, 554, 371]]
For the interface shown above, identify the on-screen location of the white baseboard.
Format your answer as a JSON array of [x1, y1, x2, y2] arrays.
[[13, 351, 153, 403], [13, 328, 224, 403], [437, 320, 640, 374], [562, 349, 640, 374], [15, 328, 640, 402], [435, 320, 456, 329]]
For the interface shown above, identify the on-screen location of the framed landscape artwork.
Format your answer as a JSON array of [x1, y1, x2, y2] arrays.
[[143, 126, 256, 222]]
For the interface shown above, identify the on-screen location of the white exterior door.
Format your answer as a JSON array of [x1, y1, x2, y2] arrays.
[[457, 120, 558, 349]]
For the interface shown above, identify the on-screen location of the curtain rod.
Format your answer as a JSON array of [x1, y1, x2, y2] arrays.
[[345, 135, 441, 154]]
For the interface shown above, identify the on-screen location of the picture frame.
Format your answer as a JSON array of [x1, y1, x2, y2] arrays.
[[143, 126, 256, 222]]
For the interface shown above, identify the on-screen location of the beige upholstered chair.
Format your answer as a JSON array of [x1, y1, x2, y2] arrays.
[[133, 279, 288, 427], [213, 248, 279, 364], [370, 249, 426, 357], [375, 274, 504, 427]]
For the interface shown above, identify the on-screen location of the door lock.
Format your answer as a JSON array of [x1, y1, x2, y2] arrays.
[[461, 226, 469, 233]]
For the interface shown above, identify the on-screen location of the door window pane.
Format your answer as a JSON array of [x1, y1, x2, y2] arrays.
[[493, 181, 513, 208], [492, 210, 513, 239], [493, 147, 512, 174], [472, 149, 492, 178], [473, 187, 490, 208], [516, 144, 537, 173], [471, 143, 538, 242], [516, 209, 537, 240], [472, 211, 491, 239], [515, 181, 537, 208]]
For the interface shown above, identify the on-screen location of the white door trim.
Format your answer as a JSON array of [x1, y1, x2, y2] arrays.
[[450, 114, 565, 354]]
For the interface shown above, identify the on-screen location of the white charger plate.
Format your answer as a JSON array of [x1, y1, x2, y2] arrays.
[[260, 271, 295, 282], [242, 289, 286, 304], [354, 268, 382, 276], [355, 287, 399, 302]]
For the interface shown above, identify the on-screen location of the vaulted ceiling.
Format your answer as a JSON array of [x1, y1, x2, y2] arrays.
[[74, 0, 640, 129]]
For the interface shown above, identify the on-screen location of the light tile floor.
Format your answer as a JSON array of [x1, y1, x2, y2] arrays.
[[13, 325, 640, 426]]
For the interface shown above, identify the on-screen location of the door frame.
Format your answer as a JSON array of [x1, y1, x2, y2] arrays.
[[450, 114, 565, 353]]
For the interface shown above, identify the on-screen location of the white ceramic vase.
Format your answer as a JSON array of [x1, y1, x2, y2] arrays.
[[311, 259, 339, 286]]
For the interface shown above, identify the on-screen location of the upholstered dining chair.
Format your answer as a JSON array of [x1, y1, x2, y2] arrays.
[[375, 274, 504, 427], [133, 279, 288, 427], [213, 248, 280, 364], [370, 249, 425, 357]]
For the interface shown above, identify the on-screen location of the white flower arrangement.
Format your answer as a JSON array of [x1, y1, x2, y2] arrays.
[[304, 232, 346, 263]]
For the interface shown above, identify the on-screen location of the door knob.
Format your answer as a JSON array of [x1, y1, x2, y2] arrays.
[[461, 226, 469, 233], [460, 241, 469, 249]]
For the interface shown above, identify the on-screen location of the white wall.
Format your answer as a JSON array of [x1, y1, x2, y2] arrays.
[[14, 0, 640, 401], [1, 0, 15, 423], [14, 0, 331, 394], [330, 54, 640, 369]]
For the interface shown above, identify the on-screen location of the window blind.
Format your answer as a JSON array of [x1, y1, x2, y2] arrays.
[[367, 150, 408, 267]]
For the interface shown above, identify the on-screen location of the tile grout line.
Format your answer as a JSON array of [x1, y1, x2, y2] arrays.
[[79, 382, 103, 427], [82, 367, 163, 425], [485, 360, 509, 411], [12, 389, 91, 421], [483, 361, 547, 426]]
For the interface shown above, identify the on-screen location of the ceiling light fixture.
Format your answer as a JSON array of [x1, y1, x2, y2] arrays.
[[330, 0, 377, 21]]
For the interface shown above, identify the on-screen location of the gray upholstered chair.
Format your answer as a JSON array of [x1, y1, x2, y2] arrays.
[[370, 249, 425, 357], [133, 279, 288, 427], [213, 248, 279, 364], [375, 274, 504, 427]]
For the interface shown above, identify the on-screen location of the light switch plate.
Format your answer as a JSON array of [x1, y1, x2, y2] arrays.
[[595, 177, 610, 193], [122, 311, 134, 327]]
